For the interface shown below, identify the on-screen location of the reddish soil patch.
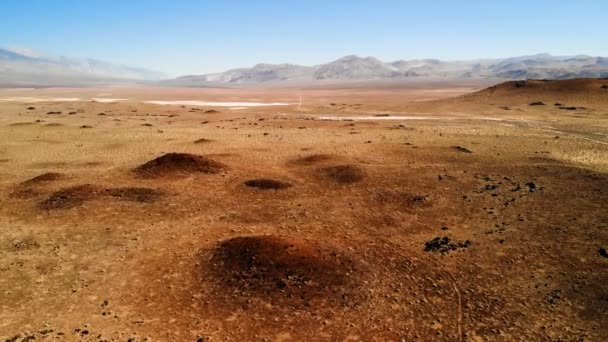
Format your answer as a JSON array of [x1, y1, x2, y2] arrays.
[[104, 187, 163, 203], [133, 153, 227, 178], [210, 236, 356, 305], [320, 164, 364, 184], [375, 190, 431, 209], [244, 178, 292, 190], [39, 184, 99, 210]]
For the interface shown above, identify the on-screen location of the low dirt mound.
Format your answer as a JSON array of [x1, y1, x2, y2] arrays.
[[194, 138, 214, 144], [39, 184, 99, 210], [290, 154, 333, 165], [134, 153, 227, 178], [244, 178, 292, 190], [104, 187, 163, 202], [211, 236, 355, 305], [320, 164, 364, 184], [438, 78, 608, 108], [23, 172, 64, 184], [10, 173, 66, 199]]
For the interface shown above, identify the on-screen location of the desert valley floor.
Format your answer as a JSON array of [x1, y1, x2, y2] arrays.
[[0, 79, 607, 341]]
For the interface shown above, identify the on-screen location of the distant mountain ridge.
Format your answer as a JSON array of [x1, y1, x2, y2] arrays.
[[0, 47, 165, 86], [167, 53, 608, 86]]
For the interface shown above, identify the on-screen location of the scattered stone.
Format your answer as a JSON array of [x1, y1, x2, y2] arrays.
[[544, 289, 562, 305], [599, 247, 608, 258], [529, 102, 545, 106], [424, 237, 471, 253]]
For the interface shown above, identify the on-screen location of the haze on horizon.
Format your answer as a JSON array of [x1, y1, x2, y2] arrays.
[[2, 0, 607, 77]]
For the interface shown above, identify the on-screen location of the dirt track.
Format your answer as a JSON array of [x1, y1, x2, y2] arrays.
[[0, 81, 607, 341]]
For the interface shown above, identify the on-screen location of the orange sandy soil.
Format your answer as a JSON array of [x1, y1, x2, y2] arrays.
[[0, 80, 607, 341]]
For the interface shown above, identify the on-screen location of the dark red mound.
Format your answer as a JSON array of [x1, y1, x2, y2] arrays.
[[104, 187, 163, 202], [244, 178, 292, 190], [39, 184, 98, 210], [211, 236, 355, 303], [320, 164, 364, 184], [134, 153, 227, 178]]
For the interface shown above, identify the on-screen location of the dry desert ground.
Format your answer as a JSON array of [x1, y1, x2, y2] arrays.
[[0, 79, 607, 341]]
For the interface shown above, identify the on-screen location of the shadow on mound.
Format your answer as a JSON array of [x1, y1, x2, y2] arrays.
[[134, 153, 227, 178], [320, 164, 364, 184], [244, 178, 292, 190], [39, 185, 164, 210], [210, 236, 356, 305], [39, 184, 98, 210], [104, 187, 164, 203], [289, 154, 334, 165]]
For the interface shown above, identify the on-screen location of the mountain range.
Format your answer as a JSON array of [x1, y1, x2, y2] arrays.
[[2, 47, 608, 87], [0, 47, 165, 86], [167, 54, 608, 86]]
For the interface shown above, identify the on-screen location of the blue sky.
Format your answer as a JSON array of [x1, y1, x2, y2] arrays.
[[1, 0, 607, 76]]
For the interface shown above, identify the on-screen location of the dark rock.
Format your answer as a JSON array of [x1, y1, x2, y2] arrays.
[[424, 236, 471, 253], [452, 146, 473, 153], [529, 101, 545, 106]]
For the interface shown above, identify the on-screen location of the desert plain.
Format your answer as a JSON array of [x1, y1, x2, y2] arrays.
[[0, 79, 607, 341]]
